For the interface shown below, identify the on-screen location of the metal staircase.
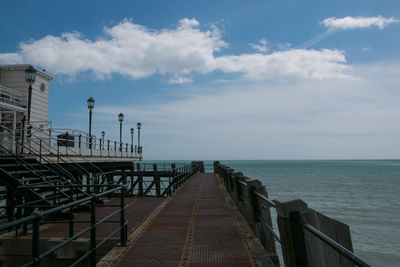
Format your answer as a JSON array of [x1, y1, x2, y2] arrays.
[[0, 124, 100, 223], [0, 144, 90, 223]]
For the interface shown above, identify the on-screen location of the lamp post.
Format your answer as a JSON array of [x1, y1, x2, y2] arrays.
[[25, 66, 37, 122], [137, 122, 141, 154], [130, 128, 134, 152], [118, 113, 124, 151], [22, 66, 37, 152], [101, 131, 105, 150], [87, 97, 95, 148]]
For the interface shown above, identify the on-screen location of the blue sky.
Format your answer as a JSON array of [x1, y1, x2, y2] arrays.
[[1, 0, 400, 159]]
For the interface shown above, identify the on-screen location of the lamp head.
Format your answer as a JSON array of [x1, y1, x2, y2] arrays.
[[25, 66, 37, 85], [87, 97, 95, 110], [118, 112, 124, 122]]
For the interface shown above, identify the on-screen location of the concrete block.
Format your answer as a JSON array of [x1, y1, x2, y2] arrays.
[[274, 196, 308, 218]]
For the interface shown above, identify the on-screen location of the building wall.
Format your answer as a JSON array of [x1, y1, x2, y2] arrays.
[[0, 69, 51, 122]]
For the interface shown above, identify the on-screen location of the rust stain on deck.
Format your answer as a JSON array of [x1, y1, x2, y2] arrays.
[[108, 173, 256, 266]]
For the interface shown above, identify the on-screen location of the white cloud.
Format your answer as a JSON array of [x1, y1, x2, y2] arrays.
[[168, 75, 193, 84], [94, 63, 400, 159], [0, 18, 226, 79], [216, 49, 351, 80], [249, 38, 269, 52], [0, 18, 353, 82], [322, 16, 399, 31]]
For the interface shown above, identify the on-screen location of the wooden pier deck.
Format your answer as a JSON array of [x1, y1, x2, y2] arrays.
[[100, 173, 274, 266]]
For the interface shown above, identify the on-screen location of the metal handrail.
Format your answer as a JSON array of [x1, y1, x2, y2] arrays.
[[34, 125, 140, 157], [236, 179, 247, 187], [27, 124, 106, 177], [298, 220, 371, 267], [0, 186, 123, 231], [252, 190, 276, 208], [0, 124, 87, 183], [1, 186, 128, 267], [257, 214, 281, 243]]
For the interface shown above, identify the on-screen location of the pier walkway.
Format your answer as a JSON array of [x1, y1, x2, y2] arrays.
[[102, 173, 261, 266]]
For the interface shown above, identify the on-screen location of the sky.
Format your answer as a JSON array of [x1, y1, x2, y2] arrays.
[[1, 0, 400, 160]]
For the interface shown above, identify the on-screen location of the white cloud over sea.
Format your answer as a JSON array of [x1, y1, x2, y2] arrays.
[[0, 18, 351, 82], [92, 62, 400, 159]]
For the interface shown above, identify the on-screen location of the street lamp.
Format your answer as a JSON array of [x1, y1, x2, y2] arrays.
[[101, 131, 105, 150], [25, 66, 37, 122], [22, 66, 37, 152], [87, 97, 95, 148], [118, 113, 124, 151], [137, 122, 141, 154], [130, 128, 134, 152]]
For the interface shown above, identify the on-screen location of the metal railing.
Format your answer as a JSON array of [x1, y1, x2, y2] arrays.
[[215, 162, 371, 267], [0, 186, 128, 267], [0, 85, 24, 108], [28, 123, 142, 159], [0, 124, 94, 183]]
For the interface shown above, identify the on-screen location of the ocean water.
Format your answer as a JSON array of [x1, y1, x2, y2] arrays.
[[216, 160, 400, 267], [143, 160, 399, 266]]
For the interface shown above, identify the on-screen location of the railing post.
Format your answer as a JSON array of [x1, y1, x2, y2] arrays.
[[87, 174, 91, 194], [69, 207, 74, 238], [90, 195, 96, 267], [107, 140, 110, 157], [57, 144, 60, 164], [117, 188, 129, 246], [275, 196, 309, 267], [122, 170, 127, 196], [22, 196, 28, 236], [153, 164, 161, 197], [137, 163, 143, 197], [130, 165, 135, 196], [32, 208, 41, 267], [232, 172, 243, 202], [39, 139, 42, 163], [48, 127, 52, 151], [90, 137, 93, 156], [79, 134, 82, 155], [114, 141, 117, 157]]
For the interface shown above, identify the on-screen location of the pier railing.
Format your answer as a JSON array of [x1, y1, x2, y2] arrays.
[[27, 123, 142, 160], [0, 186, 128, 267], [214, 161, 371, 267]]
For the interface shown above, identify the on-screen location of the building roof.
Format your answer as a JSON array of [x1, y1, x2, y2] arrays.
[[0, 64, 54, 80]]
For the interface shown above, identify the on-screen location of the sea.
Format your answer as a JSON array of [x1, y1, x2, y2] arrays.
[[143, 160, 400, 267]]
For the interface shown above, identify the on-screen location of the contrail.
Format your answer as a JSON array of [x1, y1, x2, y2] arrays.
[[296, 30, 334, 49]]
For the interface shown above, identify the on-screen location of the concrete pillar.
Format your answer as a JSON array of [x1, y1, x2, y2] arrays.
[[275, 196, 309, 267]]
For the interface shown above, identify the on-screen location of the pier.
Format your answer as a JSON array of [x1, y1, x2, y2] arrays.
[[0, 156, 373, 266]]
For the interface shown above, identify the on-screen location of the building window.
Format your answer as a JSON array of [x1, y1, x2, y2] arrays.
[[40, 83, 45, 92]]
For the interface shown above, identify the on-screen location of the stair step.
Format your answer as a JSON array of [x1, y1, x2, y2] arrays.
[[18, 177, 43, 182], [40, 188, 71, 197], [0, 163, 42, 169]]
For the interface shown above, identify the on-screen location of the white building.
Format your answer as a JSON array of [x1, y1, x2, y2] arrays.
[[0, 64, 53, 150]]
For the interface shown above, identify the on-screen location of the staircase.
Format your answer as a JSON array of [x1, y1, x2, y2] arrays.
[[0, 144, 89, 223]]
